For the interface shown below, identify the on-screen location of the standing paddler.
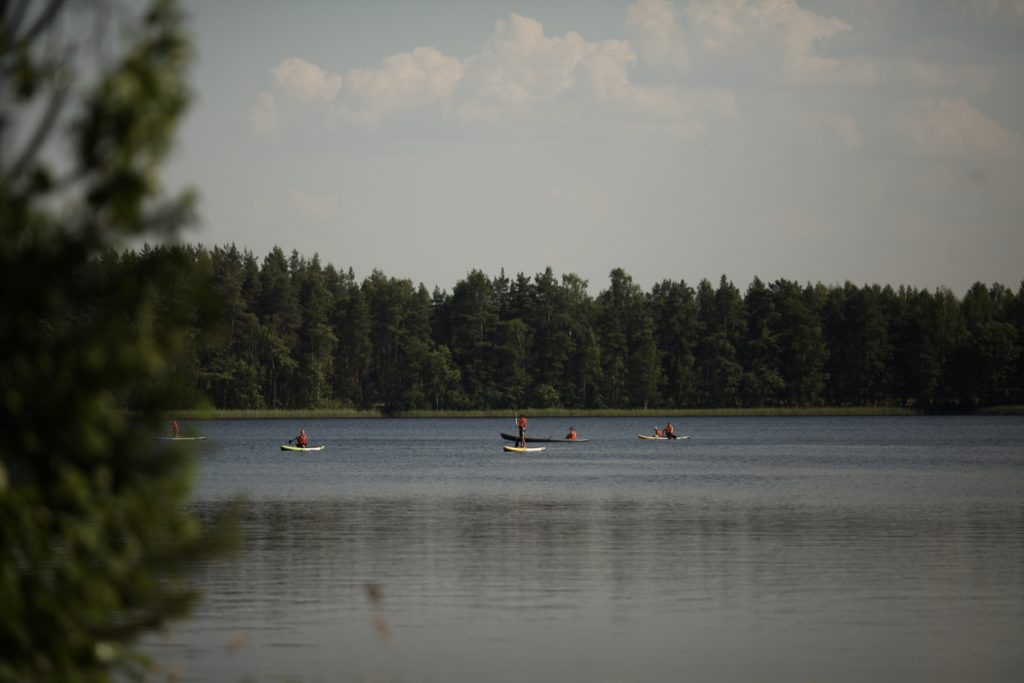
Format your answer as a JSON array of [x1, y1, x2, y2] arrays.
[[516, 414, 528, 448]]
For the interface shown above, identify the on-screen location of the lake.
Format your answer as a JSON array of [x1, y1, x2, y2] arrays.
[[144, 416, 1024, 682]]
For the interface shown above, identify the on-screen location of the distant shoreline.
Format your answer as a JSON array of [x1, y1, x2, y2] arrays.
[[167, 405, 1024, 419]]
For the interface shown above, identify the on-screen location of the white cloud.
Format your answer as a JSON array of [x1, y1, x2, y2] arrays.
[[458, 13, 731, 131], [584, 49, 737, 132], [464, 14, 589, 108], [455, 16, 632, 122], [683, 0, 876, 85], [343, 47, 463, 125], [627, 0, 690, 70], [272, 57, 342, 102], [577, 37, 716, 125], [578, 38, 636, 103], [247, 91, 279, 134], [247, 7, 770, 133], [889, 98, 1024, 158]]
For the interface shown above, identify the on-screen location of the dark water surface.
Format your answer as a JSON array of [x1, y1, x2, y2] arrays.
[[145, 416, 1024, 682]]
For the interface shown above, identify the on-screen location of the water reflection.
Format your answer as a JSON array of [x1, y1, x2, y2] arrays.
[[170, 490, 1024, 683]]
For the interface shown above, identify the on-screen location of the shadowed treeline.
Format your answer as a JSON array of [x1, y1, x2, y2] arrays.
[[89, 244, 1023, 413]]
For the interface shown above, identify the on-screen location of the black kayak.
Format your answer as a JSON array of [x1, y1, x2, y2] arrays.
[[499, 432, 590, 443]]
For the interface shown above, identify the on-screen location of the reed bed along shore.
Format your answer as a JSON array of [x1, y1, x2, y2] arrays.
[[162, 405, 980, 420]]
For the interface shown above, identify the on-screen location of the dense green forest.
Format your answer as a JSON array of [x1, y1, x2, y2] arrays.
[[91, 244, 1023, 413]]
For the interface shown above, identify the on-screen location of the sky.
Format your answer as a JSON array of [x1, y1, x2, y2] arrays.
[[165, 0, 1024, 295]]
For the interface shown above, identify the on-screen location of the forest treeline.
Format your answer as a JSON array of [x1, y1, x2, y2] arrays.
[[90, 244, 1024, 413]]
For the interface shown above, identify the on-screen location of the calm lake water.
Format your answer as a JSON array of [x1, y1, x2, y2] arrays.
[[144, 416, 1024, 683]]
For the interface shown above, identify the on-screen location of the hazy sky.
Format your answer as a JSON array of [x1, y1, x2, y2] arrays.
[[166, 0, 1024, 294]]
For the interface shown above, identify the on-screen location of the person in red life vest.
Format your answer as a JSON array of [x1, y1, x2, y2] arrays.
[[516, 414, 528, 448], [172, 420, 180, 438], [565, 426, 577, 440], [295, 429, 309, 448], [664, 422, 677, 439]]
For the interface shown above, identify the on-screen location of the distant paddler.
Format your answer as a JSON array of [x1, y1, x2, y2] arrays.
[[291, 429, 309, 448]]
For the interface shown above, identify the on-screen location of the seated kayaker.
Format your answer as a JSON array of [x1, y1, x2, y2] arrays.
[[295, 429, 309, 448], [665, 422, 676, 439], [565, 427, 577, 440], [654, 427, 664, 437]]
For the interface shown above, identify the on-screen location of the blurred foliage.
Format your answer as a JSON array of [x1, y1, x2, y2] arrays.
[[0, 1, 232, 681]]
